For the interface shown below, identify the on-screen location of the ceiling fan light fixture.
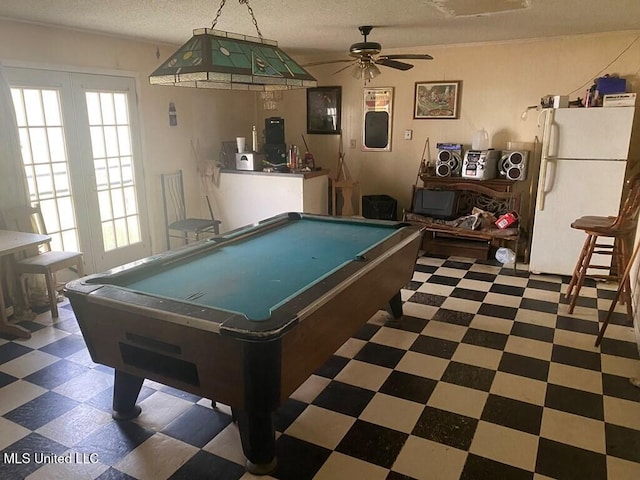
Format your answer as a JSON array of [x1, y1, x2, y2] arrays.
[[365, 63, 381, 81]]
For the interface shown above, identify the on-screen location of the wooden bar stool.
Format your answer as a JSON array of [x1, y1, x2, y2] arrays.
[[565, 172, 640, 320]]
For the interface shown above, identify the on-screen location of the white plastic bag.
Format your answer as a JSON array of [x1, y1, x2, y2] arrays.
[[495, 247, 516, 265]]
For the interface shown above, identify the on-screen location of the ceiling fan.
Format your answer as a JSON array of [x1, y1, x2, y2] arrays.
[[303, 26, 433, 81]]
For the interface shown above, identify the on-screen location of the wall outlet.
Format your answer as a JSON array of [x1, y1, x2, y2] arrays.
[[404, 129, 413, 140], [350, 139, 356, 149]]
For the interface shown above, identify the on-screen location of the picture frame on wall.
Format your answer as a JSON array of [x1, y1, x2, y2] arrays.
[[413, 81, 461, 119], [362, 87, 394, 152], [307, 86, 342, 134]]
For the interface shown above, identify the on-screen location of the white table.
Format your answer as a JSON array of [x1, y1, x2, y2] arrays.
[[0, 230, 51, 339]]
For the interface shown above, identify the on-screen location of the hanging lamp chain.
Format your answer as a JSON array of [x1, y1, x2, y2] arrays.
[[210, 0, 263, 39]]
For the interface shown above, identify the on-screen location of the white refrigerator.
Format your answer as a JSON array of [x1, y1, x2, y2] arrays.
[[528, 106, 636, 276]]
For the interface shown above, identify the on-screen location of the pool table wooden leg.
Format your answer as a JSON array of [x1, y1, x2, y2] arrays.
[[388, 291, 403, 318], [112, 370, 144, 421], [233, 408, 277, 475]]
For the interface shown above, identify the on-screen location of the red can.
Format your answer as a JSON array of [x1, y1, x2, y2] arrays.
[[495, 212, 518, 229]]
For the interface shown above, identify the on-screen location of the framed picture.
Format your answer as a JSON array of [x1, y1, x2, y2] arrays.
[[413, 81, 461, 119], [307, 86, 341, 134], [362, 87, 394, 152]]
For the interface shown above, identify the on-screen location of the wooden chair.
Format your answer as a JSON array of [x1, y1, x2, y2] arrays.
[[565, 172, 640, 321], [161, 170, 221, 250], [1, 204, 84, 319]]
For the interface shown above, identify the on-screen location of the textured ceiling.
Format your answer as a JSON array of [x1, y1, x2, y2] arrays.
[[0, 0, 638, 59]]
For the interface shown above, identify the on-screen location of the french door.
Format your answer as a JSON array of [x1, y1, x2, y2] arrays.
[[7, 67, 150, 273]]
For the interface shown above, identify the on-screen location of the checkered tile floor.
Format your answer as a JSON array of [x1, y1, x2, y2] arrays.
[[1, 254, 640, 480]]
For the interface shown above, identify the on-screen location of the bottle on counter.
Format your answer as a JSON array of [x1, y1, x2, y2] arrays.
[[251, 125, 258, 152], [288, 145, 298, 170]]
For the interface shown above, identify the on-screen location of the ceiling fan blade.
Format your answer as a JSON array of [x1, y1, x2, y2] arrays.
[[379, 54, 433, 60], [333, 62, 357, 74], [302, 59, 354, 67], [375, 58, 414, 71]]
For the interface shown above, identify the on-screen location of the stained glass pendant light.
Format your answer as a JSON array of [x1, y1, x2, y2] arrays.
[[149, 0, 317, 91]]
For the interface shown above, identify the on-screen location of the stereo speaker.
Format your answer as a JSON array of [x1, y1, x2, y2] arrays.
[[263, 143, 287, 165], [499, 150, 529, 181], [265, 117, 285, 145], [435, 143, 463, 177]]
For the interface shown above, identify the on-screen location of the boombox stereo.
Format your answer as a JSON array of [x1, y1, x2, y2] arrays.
[[462, 149, 500, 180], [435, 143, 463, 177], [499, 150, 529, 181]]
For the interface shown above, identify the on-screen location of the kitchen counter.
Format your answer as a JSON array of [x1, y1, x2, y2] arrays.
[[215, 169, 330, 232]]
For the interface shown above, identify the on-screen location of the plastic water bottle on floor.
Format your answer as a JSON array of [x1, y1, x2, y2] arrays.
[[495, 247, 516, 265]]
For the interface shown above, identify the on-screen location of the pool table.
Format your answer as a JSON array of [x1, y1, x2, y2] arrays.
[[65, 212, 424, 474]]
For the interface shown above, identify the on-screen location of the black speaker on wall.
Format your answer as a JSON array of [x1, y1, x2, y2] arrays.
[[265, 117, 285, 145]]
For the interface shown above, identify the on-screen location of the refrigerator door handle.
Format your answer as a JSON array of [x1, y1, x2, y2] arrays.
[[537, 109, 556, 211]]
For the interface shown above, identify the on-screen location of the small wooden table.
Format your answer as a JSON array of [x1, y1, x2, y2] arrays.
[[0, 230, 51, 339]]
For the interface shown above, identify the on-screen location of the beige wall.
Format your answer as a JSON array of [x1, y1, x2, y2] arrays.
[[260, 30, 640, 216], [1, 19, 639, 254]]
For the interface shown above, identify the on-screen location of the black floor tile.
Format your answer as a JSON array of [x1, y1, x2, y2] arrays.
[[96, 468, 138, 480], [38, 334, 86, 357], [527, 279, 562, 292], [390, 315, 429, 333], [464, 271, 497, 283], [442, 260, 473, 270], [481, 394, 543, 435], [168, 450, 245, 480], [498, 352, 549, 382], [379, 371, 437, 404], [409, 335, 459, 359], [519, 298, 558, 314], [336, 419, 408, 468], [599, 337, 640, 359], [598, 309, 631, 326], [353, 323, 381, 341], [461, 453, 534, 480], [510, 322, 555, 343], [162, 404, 232, 448], [427, 275, 461, 287], [274, 434, 332, 480], [545, 384, 604, 420], [412, 406, 478, 450], [404, 280, 423, 291], [312, 380, 375, 417], [407, 292, 447, 307], [536, 438, 606, 480], [602, 373, 640, 402], [432, 308, 475, 326], [477, 303, 518, 320], [4, 391, 79, 430], [0, 370, 17, 388], [0, 433, 67, 479], [451, 287, 487, 302], [551, 345, 602, 372], [355, 342, 406, 369], [386, 472, 417, 480], [75, 420, 155, 465], [414, 264, 438, 274], [462, 328, 509, 350], [23, 359, 91, 390], [275, 398, 308, 432], [555, 315, 599, 335], [605, 422, 640, 463], [0, 342, 32, 363], [441, 361, 496, 392], [314, 355, 349, 379], [489, 283, 525, 297]]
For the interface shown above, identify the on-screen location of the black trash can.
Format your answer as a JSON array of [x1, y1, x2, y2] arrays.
[[362, 195, 398, 221]]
